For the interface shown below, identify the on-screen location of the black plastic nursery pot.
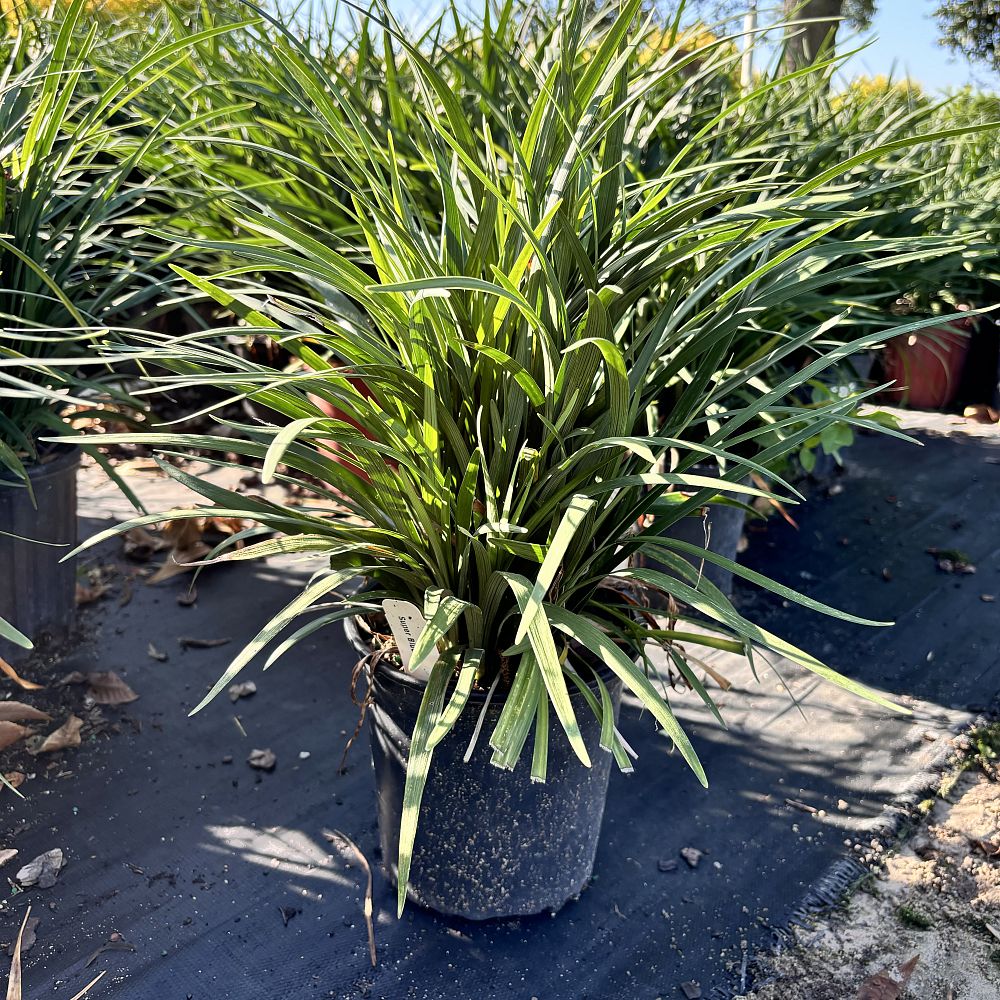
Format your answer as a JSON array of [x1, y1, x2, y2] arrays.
[[346, 616, 623, 920], [0, 447, 79, 663], [653, 494, 747, 598]]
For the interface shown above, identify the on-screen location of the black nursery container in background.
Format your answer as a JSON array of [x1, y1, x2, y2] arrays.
[[0, 448, 78, 664]]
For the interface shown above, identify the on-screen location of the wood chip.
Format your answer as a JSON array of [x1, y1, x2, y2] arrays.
[[2, 771, 25, 792], [785, 798, 819, 814], [179, 636, 231, 650]]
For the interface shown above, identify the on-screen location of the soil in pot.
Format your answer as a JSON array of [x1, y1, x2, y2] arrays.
[[346, 616, 623, 920], [0, 447, 79, 663]]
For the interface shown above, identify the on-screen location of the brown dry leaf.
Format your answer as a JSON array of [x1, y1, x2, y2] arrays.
[[0, 848, 17, 867], [147, 519, 210, 584], [6, 917, 39, 957], [0, 722, 30, 751], [83, 933, 135, 968], [85, 672, 138, 706], [176, 587, 198, 607], [75, 581, 110, 607], [122, 526, 170, 562], [0, 657, 43, 691], [205, 516, 247, 538], [3, 772, 25, 791], [857, 954, 919, 1000], [971, 837, 1000, 858], [963, 404, 1000, 424], [36, 716, 82, 753], [749, 471, 799, 529], [0, 702, 49, 723]]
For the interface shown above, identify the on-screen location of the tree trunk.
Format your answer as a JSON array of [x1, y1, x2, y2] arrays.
[[784, 0, 843, 70]]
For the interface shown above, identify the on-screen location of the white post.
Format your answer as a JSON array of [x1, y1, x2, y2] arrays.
[[741, 1, 758, 90]]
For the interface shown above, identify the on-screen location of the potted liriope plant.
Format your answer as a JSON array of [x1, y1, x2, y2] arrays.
[[70, 0, 987, 919]]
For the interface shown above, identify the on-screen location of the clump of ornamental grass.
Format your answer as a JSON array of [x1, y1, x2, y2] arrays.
[[66, 0, 995, 915]]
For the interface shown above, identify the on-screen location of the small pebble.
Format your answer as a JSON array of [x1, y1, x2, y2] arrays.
[[680, 847, 703, 869]]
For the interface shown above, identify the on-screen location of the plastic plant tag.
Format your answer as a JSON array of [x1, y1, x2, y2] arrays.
[[382, 599, 438, 681]]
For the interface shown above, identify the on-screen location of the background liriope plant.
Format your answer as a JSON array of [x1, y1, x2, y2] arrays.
[[65, 0, 997, 916], [0, 0, 261, 490]]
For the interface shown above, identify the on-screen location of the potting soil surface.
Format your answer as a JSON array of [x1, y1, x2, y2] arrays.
[[2, 411, 1000, 1000]]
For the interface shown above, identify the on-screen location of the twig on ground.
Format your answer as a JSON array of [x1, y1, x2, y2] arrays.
[[323, 829, 377, 967]]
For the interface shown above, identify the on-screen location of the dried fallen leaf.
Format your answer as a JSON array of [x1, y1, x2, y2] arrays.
[[857, 954, 919, 1000], [179, 636, 231, 650], [75, 582, 110, 606], [6, 916, 39, 957], [971, 837, 1000, 858], [0, 849, 17, 867], [147, 643, 168, 663], [57, 671, 87, 687], [16, 848, 65, 889], [85, 672, 138, 706], [36, 716, 82, 753], [963, 404, 1000, 424], [122, 526, 170, 562], [83, 932, 135, 968], [0, 702, 50, 723], [176, 587, 198, 607], [147, 519, 210, 584], [228, 682, 256, 703], [2, 772, 25, 792], [0, 722, 30, 751], [0, 657, 43, 691], [247, 748, 276, 771]]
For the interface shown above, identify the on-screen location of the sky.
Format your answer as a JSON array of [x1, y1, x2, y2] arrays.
[[375, 0, 997, 94], [836, 0, 990, 93]]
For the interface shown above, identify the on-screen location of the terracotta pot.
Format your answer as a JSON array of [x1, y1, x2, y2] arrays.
[[307, 366, 382, 483], [881, 320, 973, 410]]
